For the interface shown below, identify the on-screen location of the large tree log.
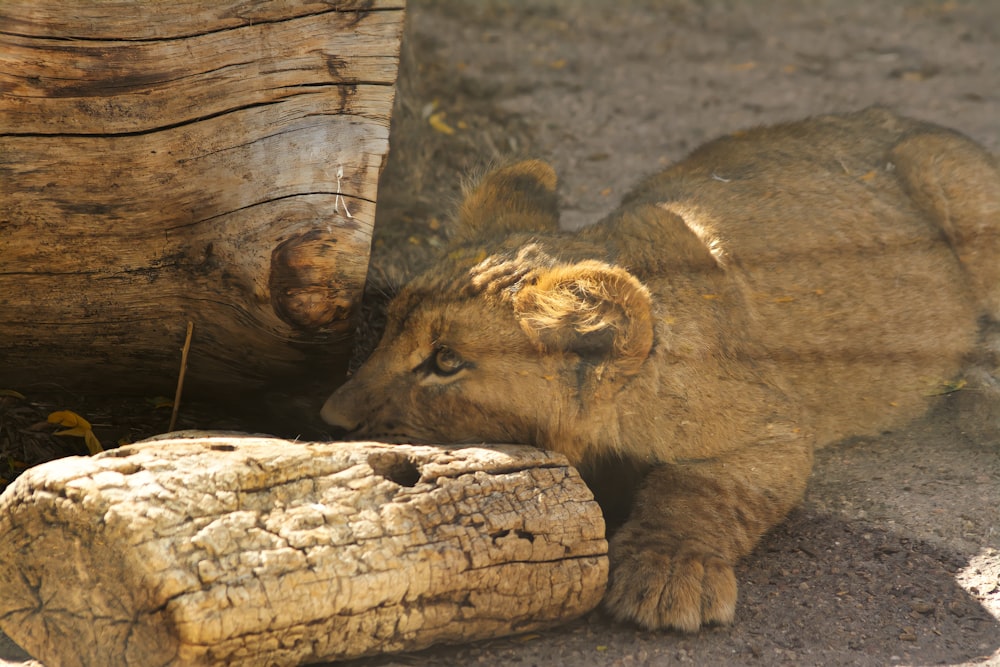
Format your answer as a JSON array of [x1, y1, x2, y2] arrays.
[[0, 437, 608, 667], [0, 2, 405, 395]]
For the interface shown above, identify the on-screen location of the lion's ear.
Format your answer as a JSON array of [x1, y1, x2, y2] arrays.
[[513, 261, 654, 379], [455, 160, 559, 240]]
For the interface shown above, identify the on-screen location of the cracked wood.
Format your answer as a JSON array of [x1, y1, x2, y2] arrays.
[[0, 437, 608, 667]]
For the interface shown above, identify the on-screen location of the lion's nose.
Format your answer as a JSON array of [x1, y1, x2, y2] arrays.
[[320, 393, 361, 434]]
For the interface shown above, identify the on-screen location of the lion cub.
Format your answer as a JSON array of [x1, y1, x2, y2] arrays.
[[322, 108, 1000, 631]]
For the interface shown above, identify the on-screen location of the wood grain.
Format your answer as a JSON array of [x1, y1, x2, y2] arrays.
[[0, 3, 404, 395], [0, 1, 404, 40]]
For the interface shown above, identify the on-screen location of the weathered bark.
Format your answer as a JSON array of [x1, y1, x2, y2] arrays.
[[0, 436, 608, 667], [0, 2, 405, 394]]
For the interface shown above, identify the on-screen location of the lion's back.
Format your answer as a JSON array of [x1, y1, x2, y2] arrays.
[[620, 109, 999, 445]]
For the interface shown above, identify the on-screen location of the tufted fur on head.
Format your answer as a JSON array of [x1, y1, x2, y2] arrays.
[[513, 261, 654, 381], [453, 160, 654, 382]]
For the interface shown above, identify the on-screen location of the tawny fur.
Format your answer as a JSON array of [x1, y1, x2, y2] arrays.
[[322, 108, 1000, 632]]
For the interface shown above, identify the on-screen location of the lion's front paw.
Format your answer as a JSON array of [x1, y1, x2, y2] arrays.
[[604, 541, 737, 632]]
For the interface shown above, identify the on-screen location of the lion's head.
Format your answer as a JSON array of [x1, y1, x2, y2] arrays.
[[321, 161, 655, 463]]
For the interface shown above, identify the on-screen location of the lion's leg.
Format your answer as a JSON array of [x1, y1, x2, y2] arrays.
[[890, 131, 1000, 321], [603, 433, 813, 632]]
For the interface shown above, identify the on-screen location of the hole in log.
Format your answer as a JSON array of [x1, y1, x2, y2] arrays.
[[367, 452, 420, 487], [491, 528, 536, 544], [515, 528, 535, 542]]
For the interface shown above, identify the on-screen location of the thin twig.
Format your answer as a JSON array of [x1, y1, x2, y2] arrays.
[[169, 321, 194, 432]]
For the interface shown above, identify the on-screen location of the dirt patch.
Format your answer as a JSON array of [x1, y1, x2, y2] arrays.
[[2, 1, 998, 665]]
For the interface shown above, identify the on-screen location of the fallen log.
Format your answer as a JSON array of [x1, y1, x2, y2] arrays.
[[0, 1, 405, 396], [0, 436, 608, 667]]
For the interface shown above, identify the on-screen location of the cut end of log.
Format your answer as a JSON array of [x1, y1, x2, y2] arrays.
[[0, 437, 608, 667], [269, 229, 361, 331]]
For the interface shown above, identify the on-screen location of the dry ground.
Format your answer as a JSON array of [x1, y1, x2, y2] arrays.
[[2, 1, 998, 665]]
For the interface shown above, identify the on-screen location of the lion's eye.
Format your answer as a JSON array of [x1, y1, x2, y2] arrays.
[[413, 344, 472, 380], [430, 346, 465, 376]]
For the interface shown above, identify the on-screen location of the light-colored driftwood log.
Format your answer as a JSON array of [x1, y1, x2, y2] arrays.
[[0, 2, 404, 394], [0, 436, 608, 667]]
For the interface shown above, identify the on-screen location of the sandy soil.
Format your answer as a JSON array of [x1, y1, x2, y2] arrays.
[[2, 1, 998, 665]]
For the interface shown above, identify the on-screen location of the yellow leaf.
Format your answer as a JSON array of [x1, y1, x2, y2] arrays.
[[929, 378, 967, 396], [0, 389, 26, 399], [549, 58, 567, 69], [48, 410, 92, 430], [84, 431, 104, 455], [428, 111, 456, 135], [732, 61, 757, 71], [48, 410, 103, 455]]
